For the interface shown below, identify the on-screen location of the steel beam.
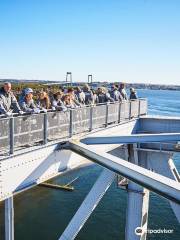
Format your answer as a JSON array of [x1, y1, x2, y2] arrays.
[[125, 144, 149, 240], [81, 133, 180, 145], [5, 196, 14, 240], [69, 140, 180, 204], [147, 154, 180, 223], [58, 169, 115, 240]]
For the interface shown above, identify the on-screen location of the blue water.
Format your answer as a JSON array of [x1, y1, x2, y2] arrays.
[[0, 89, 180, 240]]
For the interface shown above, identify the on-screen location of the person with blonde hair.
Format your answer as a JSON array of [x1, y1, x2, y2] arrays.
[[62, 94, 74, 108], [36, 91, 51, 111]]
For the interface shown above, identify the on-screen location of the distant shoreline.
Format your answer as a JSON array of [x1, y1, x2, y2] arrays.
[[0, 79, 180, 91]]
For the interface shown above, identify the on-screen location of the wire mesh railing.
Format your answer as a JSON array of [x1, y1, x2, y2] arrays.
[[0, 99, 147, 155]]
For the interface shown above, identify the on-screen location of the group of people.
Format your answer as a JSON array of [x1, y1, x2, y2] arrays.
[[0, 82, 138, 116]]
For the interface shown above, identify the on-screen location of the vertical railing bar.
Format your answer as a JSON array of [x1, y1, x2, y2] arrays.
[[105, 103, 109, 127], [145, 99, 148, 115], [138, 99, 141, 117], [129, 100, 132, 120], [118, 102, 121, 123], [9, 117, 14, 155], [69, 109, 73, 137], [43, 113, 48, 144], [89, 105, 93, 131]]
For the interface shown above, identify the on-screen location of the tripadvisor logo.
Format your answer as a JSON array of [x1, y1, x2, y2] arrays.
[[135, 227, 174, 235], [135, 227, 143, 235]]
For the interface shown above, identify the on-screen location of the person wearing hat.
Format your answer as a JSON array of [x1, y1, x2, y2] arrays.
[[19, 88, 41, 113], [0, 82, 23, 116], [129, 87, 138, 100]]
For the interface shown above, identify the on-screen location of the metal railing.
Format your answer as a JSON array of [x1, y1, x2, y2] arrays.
[[0, 99, 147, 154]]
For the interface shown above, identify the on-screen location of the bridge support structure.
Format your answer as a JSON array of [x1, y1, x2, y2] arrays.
[[58, 137, 180, 240], [5, 196, 14, 240], [1, 114, 180, 240], [125, 144, 150, 240]]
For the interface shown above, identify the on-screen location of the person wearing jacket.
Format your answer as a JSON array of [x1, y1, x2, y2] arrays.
[[119, 83, 128, 100], [83, 84, 94, 105], [36, 91, 51, 110], [67, 88, 81, 107], [129, 88, 138, 100], [19, 88, 41, 113], [97, 87, 114, 104], [52, 92, 67, 111], [0, 82, 23, 116], [109, 84, 123, 101], [75, 87, 85, 105]]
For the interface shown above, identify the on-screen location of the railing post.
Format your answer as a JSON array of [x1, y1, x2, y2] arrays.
[[69, 109, 73, 137], [43, 113, 48, 144], [118, 102, 121, 123], [5, 196, 14, 240], [105, 103, 109, 127], [145, 99, 148, 115], [9, 117, 14, 155], [129, 100, 132, 120], [89, 105, 93, 131], [138, 99, 141, 117]]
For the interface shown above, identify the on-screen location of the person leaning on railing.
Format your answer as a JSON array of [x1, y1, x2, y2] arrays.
[[52, 92, 67, 111], [109, 84, 123, 102], [36, 91, 51, 112], [75, 86, 85, 105], [18, 88, 41, 114], [62, 94, 79, 109], [0, 82, 24, 116], [97, 87, 114, 104], [67, 88, 81, 107], [92, 89, 99, 105], [119, 82, 128, 100], [129, 88, 138, 100], [83, 84, 94, 105]]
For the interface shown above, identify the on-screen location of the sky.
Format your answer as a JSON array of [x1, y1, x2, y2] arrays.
[[0, 0, 180, 84]]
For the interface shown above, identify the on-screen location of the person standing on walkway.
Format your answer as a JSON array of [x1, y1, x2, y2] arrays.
[[109, 84, 123, 101], [19, 88, 41, 113], [119, 83, 128, 100], [97, 87, 114, 103], [129, 88, 138, 100], [0, 82, 23, 116], [83, 84, 94, 105]]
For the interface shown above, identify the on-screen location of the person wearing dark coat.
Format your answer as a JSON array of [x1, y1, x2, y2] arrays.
[[129, 88, 138, 100], [97, 87, 114, 104], [109, 84, 123, 101]]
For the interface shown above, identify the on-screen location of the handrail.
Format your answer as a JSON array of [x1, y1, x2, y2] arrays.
[[0, 98, 147, 119]]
